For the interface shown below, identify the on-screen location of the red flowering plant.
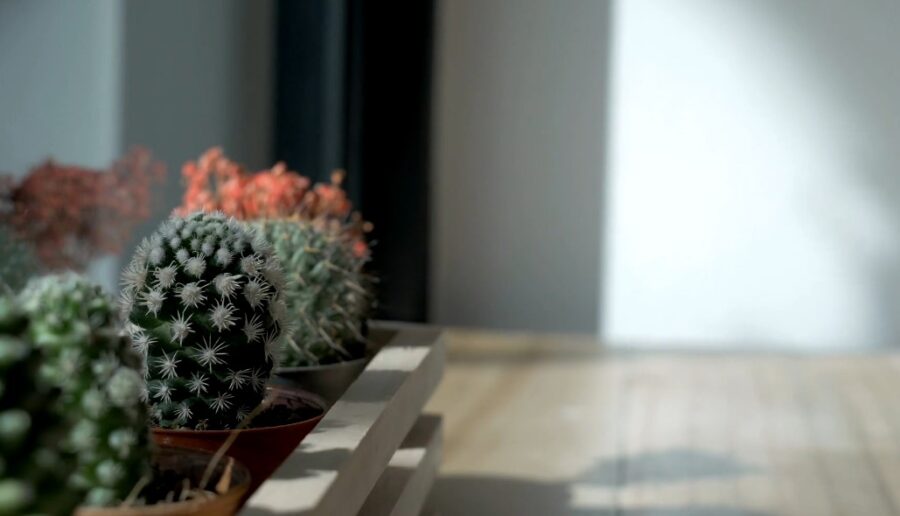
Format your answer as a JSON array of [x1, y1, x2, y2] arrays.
[[175, 147, 370, 254], [0, 148, 165, 271], [176, 148, 374, 367]]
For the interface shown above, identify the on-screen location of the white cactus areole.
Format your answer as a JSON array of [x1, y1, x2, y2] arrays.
[[122, 212, 288, 430]]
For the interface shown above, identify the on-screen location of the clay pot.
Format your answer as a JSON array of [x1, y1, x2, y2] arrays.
[[151, 388, 324, 497], [76, 447, 250, 516], [273, 355, 370, 406]]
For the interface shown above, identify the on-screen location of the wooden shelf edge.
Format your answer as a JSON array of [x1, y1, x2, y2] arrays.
[[244, 324, 446, 515], [358, 414, 443, 516]]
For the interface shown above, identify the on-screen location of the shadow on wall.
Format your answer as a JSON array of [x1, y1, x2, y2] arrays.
[[765, 0, 900, 348], [431, 448, 766, 516]]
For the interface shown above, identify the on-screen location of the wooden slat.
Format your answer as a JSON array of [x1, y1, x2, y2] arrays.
[[244, 324, 445, 516], [357, 414, 442, 516]]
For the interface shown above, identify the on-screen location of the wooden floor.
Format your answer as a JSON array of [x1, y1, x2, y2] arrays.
[[425, 330, 900, 516]]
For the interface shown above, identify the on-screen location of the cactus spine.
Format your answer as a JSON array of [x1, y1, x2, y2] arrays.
[[19, 274, 150, 507], [256, 219, 371, 367], [122, 212, 288, 430]]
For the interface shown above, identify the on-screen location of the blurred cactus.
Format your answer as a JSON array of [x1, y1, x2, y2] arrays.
[[0, 147, 164, 271], [0, 273, 150, 513], [0, 299, 80, 515], [258, 219, 372, 366], [0, 226, 37, 293], [19, 274, 150, 507], [121, 212, 289, 430]]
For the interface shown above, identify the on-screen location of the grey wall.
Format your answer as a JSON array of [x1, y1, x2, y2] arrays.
[[430, 0, 610, 332], [122, 0, 275, 212], [0, 0, 274, 192], [0, 0, 274, 289], [120, 0, 275, 256], [0, 0, 122, 174]]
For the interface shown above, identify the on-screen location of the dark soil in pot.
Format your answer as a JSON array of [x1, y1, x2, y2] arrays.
[[76, 447, 250, 516], [151, 387, 324, 499]]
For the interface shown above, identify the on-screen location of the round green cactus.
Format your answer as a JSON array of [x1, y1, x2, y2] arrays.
[[0, 298, 80, 515], [256, 219, 372, 367], [19, 274, 150, 507], [121, 212, 288, 430]]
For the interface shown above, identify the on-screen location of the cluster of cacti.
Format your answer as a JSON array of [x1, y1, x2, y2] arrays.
[[0, 297, 80, 515], [0, 225, 37, 293], [19, 274, 150, 508], [257, 219, 372, 366], [121, 211, 289, 430]]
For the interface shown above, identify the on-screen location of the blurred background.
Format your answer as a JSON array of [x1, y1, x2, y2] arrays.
[[2, 0, 898, 351]]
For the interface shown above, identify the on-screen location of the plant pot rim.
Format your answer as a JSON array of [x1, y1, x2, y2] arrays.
[[78, 490, 248, 516], [75, 446, 250, 516], [151, 388, 324, 436], [276, 354, 370, 373]]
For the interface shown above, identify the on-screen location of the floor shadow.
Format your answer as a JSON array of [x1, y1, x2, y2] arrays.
[[431, 475, 772, 516], [249, 447, 767, 515], [582, 448, 757, 486], [432, 448, 767, 516]]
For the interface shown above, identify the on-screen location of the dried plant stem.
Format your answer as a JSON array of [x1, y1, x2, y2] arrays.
[[179, 478, 191, 502], [121, 474, 151, 507], [199, 397, 271, 489], [215, 458, 235, 496]]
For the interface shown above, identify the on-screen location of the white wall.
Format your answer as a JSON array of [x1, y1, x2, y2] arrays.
[[431, 0, 610, 333], [605, 0, 900, 349]]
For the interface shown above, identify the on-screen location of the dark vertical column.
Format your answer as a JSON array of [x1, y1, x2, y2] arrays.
[[276, 0, 435, 322], [274, 0, 346, 181], [344, 1, 435, 322]]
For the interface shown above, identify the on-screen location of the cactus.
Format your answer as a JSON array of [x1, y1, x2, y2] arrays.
[[19, 274, 150, 507], [0, 274, 150, 513], [0, 298, 81, 515], [257, 219, 372, 367], [0, 226, 37, 293], [121, 211, 288, 430]]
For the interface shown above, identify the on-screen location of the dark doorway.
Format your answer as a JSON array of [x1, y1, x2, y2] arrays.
[[274, 0, 436, 322]]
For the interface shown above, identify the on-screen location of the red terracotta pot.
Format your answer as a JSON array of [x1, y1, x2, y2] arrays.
[[151, 388, 323, 498]]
